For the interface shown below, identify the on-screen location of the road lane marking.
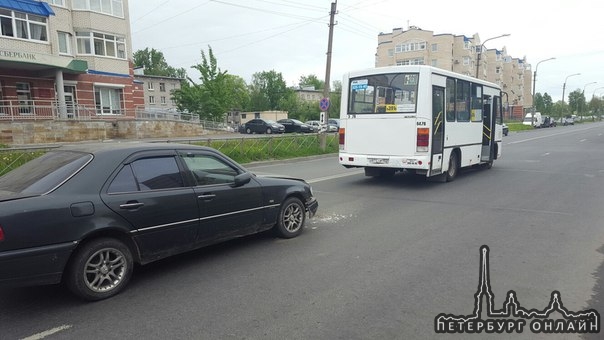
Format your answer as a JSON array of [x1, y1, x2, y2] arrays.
[[307, 170, 364, 183], [21, 325, 72, 340]]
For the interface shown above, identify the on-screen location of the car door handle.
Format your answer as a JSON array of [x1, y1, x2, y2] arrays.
[[198, 194, 216, 200], [119, 202, 145, 210]]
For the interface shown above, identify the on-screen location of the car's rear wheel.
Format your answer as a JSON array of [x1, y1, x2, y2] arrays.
[[246, 127, 252, 134], [274, 197, 305, 238], [66, 238, 133, 301]]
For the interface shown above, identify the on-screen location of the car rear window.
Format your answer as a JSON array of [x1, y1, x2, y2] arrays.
[[0, 151, 92, 195]]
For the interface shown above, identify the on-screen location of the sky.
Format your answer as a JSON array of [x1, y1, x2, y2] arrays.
[[129, 0, 604, 102]]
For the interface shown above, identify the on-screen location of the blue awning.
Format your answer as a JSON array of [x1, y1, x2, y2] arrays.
[[0, 0, 55, 16]]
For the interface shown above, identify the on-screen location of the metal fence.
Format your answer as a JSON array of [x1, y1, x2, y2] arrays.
[[0, 134, 339, 176]]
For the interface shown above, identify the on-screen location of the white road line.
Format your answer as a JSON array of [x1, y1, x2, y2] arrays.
[[307, 170, 363, 184], [21, 325, 72, 340]]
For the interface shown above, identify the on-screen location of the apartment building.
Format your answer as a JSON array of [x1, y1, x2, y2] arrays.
[[133, 68, 182, 113], [0, 0, 143, 120], [375, 26, 532, 113]]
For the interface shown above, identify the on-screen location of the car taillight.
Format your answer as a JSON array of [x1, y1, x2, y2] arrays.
[[416, 127, 429, 152], [338, 128, 345, 146], [0, 225, 4, 242]]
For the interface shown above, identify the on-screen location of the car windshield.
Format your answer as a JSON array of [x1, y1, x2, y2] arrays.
[[0, 151, 92, 196], [265, 120, 277, 124]]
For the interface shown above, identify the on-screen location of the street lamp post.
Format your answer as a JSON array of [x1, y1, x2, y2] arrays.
[[593, 87, 604, 99], [475, 34, 510, 78], [578, 82, 597, 119], [562, 73, 580, 104], [531, 57, 556, 124]]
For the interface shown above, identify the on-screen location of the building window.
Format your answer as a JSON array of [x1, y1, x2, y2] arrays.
[[49, 0, 65, 6], [73, 0, 124, 18], [159, 83, 166, 92], [431, 59, 437, 67], [149, 96, 155, 104], [394, 41, 426, 54], [160, 96, 166, 104], [462, 56, 471, 66], [16, 82, 32, 114], [396, 58, 424, 66], [95, 87, 123, 114], [58, 32, 72, 55], [431, 43, 438, 52], [464, 40, 472, 50], [76, 31, 126, 59], [0, 9, 48, 42], [147, 82, 154, 90], [387, 49, 394, 57]]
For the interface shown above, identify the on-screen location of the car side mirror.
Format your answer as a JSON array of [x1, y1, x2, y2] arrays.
[[232, 172, 252, 187]]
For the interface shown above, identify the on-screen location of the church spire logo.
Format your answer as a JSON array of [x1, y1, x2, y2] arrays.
[[434, 245, 600, 334]]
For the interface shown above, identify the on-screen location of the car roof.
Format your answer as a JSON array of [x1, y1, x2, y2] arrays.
[[56, 142, 215, 157]]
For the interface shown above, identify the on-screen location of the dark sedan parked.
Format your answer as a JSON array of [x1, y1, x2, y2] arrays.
[[277, 119, 314, 133], [242, 118, 285, 134], [0, 143, 317, 300]]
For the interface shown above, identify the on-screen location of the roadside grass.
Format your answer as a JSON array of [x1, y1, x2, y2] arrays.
[[0, 134, 339, 176], [506, 122, 534, 133]]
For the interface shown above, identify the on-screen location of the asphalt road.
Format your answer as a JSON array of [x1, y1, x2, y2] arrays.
[[1, 123, 603, 340]]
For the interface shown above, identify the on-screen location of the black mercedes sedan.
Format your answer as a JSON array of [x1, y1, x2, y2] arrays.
[[0, 143, 318, 301]]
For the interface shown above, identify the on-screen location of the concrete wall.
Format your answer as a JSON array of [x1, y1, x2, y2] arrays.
[[0, 120, 204, 145]]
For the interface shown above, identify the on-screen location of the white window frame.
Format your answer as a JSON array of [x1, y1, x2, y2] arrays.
[[160, 96, 166, 104], [159, 82, 166, 92], [148, 82, 154, 90], [431, 43, 438, 52], [149, 96, 155, 104], [0, 9, 48, 42], [73, 0, 124, 18], [58, 31, 72, 55], [49, 0, 66, 6], [75, 31, 126, 59], [94, 86, 123, 115]]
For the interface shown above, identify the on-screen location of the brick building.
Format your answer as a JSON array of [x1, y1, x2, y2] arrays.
[[375, 26, 532, 116], [0, 0, 143, 120]]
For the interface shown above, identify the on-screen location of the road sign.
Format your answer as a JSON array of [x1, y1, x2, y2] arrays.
[[319, 98, 330, 111]]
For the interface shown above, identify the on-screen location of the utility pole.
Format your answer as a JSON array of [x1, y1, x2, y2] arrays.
[[320, 0, 337, 150]]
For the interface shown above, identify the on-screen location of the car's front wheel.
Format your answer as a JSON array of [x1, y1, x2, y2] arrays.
[[266, 127, 272, 134], [66, 238, 133, 301], [274, 197, 305, 238]]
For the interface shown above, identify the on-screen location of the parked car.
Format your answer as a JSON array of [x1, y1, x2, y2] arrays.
[[305, 120, 338, 133], [328, 118, 340, 129], [541, 116, 556, 128], [561, 116, 575, 126], [502, 123, 509, 136], [0, 143, 318, 300], [277, 119, 314, 133], [242, 118, 285, 134]]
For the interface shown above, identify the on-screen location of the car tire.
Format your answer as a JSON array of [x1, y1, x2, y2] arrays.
[[266, 127, 272, 134], [246, 127, 252, 134], [274, 197, 305, 239], [446, 152, 458, 182], [66, 238, 133, 301]]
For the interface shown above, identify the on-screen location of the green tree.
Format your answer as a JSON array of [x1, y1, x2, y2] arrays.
[[298, 74, 325, 90], [133, 48, 187, 78], [248, 70, 290, 110], [568, 89, 585, 115], [327, 80, 342, 119], [172, 46, 246, 120]]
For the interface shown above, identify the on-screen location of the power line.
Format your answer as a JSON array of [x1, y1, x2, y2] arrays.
[[131, 0, 170, 24], [209, 0, 322, 21], [133, 1, 211, 34]]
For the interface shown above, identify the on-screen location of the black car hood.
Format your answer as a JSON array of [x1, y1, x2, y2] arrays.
[[253, 174, 307, 184]]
